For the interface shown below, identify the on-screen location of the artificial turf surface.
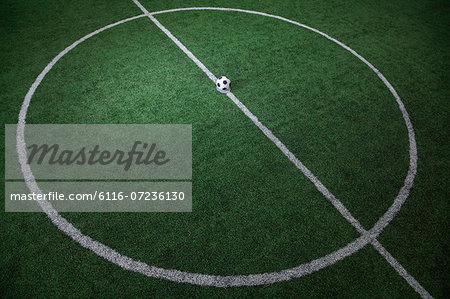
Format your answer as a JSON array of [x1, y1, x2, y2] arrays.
[[1, 0, 449, 297]]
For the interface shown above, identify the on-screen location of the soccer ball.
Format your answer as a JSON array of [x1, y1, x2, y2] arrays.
[[216, 76, 230, 93]]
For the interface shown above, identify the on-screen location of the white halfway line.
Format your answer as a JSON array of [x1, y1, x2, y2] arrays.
[[131, 1, 432, 297]]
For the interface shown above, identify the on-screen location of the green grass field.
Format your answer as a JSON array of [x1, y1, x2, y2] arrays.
[[1, 0, 449, 297]]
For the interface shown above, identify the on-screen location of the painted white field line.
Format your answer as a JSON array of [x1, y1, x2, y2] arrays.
[[132, 3, 430, 296], [149, 6, 419, 239], [133, 0, 366, 233], [15, 5, 430, 296], [16, 13, 371, 288], [131, 0, 216, 82], [372, 240, 432, 299], [225, 92, 366, 233]]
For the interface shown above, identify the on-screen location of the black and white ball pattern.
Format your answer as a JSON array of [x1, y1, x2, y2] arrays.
[[216, 76, 230, 92]]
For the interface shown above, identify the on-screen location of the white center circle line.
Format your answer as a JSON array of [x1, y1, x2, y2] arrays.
[[16, 7, 428, 297]]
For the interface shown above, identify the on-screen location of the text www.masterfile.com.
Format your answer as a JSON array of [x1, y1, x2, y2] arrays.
[[9, 191, 186, 201]]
